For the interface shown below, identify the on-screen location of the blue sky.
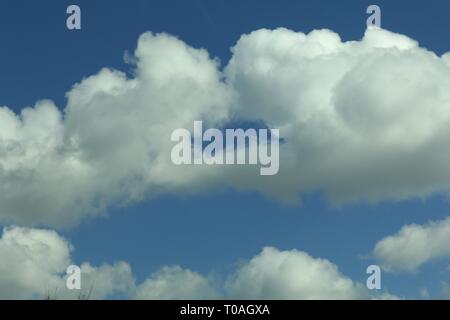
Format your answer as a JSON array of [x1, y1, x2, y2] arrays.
[[2, 0, 450, 299], [3, 0, 450, 110]]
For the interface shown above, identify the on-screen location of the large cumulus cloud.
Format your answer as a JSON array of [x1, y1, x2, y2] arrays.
[[2, 27, 450, 226], [225, 27, 450, 204], [0, 32, 232, 227]]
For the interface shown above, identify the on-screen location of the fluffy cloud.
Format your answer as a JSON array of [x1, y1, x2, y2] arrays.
[[3, 27, 450, 226], [133, 247, 374, 300], [373, 217, 450, 272], [76, 262, 135, 300], [0, 227, 133, 299], [0, 227, 376, 300], [0, 226, 71, 299], [134, 266, 219, 300], [225, 247, 366, 299], [225, 27, 450, 204], [0, 32, 232, 227], [134, 247, 369, 300]]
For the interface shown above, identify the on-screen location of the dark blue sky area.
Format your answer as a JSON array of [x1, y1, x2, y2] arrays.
[[1, 0, 450, 110]]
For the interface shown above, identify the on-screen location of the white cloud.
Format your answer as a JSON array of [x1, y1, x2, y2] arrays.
[[77, 262, 135, 300], [0, 32, 232, 227], [0, 227, 133, 299], [0, 226, 71, 299], [225, 247, 366, 299], [134, 247, 408, 300], [3, 28, 450, 226], [133, 247, 373, 300], [134, 266, 219, 300], [373, 217, 450, 272], [224, 27, 450, 205], [0, 227, 379, 300]]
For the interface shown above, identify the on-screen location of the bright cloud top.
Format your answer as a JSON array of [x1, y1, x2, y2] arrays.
[[2, 27, 450, 226]]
